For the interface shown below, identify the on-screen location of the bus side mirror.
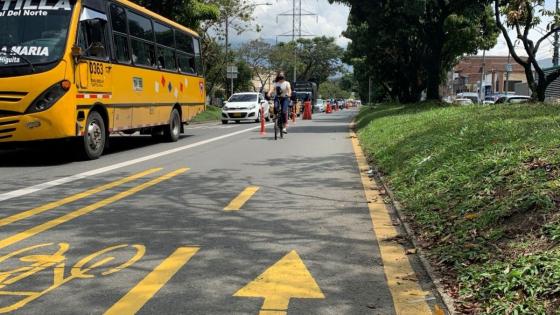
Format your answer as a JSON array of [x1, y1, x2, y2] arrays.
[[71, 46, 84, 61]]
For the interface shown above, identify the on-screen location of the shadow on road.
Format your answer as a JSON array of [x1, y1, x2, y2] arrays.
[[19, 149, 396, 314], [0, 135, 192, 167]]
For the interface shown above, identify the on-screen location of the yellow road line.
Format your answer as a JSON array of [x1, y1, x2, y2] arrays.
[[104, 246, 199, 315], [224, 186, 260, 211], [0, 168, 189, 251], [350, 130, 434, 315], [0, 169, 162, 229]]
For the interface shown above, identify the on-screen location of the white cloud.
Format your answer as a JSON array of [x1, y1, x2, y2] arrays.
[[229, 0, 350, 47]]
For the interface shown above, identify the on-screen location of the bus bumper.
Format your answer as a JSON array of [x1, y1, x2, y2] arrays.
[[0, 113, 74, 143]]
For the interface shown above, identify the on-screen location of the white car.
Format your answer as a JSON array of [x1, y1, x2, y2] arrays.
[[453, 98, 474, 105], [494, 95, 531, 104], [221, 92, 270, 124], [314, 99, 325, 112]]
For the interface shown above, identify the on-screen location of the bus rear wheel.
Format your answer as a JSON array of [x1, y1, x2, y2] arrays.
[[164, 108, 181, 142], [80, 111, 106, 160]]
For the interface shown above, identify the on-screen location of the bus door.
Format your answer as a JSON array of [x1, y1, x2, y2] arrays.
[[75, 8, 117, 126]]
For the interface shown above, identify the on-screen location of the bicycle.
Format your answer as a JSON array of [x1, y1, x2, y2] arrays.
[[273, 97, 287, 140]]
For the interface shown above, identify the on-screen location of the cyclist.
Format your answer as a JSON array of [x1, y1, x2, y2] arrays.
[[267, 71, 292, 134]]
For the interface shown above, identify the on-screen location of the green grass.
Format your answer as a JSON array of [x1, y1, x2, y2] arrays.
[[190, 105, 222, 123], [356, 102, 560, 313]]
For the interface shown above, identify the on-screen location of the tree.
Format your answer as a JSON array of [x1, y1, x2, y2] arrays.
[[204, 40, 227, 97], [199, 0, 260, 97], [495, 0, 560, 101], [238, 39, 273, 91], [319, 80, 352, 100], [332, 0, 498, 102], [132, 0, 219, 29], [268, 37, 344, 85], [232, 60, 253, 93]]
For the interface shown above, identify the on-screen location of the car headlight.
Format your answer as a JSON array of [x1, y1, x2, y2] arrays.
[[223, 106, 229, 111], [249, 105, 257, 110], [26, 80, 70, 114]]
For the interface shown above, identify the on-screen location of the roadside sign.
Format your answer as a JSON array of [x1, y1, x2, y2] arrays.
[[226, 65, 238, 79]]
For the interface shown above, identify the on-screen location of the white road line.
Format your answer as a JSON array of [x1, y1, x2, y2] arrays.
[[0, 124, 269, 202]]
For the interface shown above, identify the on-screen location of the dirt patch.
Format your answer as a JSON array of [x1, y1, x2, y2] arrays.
[[525, 157, 560, 180]]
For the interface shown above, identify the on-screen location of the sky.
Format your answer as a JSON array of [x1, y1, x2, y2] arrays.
[[231, 0, 351, 47], [234, 0, 557, 62]]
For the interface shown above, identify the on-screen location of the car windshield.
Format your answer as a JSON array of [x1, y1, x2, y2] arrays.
[[0, 1, 73, 67], [229, 94, 257, 102]]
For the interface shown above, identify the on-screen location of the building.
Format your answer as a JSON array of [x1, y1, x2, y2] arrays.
[[452, 56, 526, 96], [545, 66, 560, 103]]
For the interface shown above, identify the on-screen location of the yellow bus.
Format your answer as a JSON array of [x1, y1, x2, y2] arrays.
[[0, 0, 206, 159]]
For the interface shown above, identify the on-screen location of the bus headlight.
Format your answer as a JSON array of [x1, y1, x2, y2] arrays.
[[25, 81, 70, 114]]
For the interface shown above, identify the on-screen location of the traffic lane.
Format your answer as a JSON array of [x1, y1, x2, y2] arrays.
[[0, 120, 264, 200], [0, 168, 193, 315], [0, 110, 396, 314], [92, 110, 395, 314]]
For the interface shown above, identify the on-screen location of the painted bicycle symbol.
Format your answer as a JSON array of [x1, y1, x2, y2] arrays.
[[0, 243, 145, 313]]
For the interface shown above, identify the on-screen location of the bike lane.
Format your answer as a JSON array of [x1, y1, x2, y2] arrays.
[[0, 110, 442, 314]]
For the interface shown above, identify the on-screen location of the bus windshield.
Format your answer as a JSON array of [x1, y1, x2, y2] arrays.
[[0, 1, 74, 67]]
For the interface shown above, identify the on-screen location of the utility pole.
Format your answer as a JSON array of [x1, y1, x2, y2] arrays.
[[276, 0, 317, 82], [479, 50, 486, 103], [555, 0, 559, 67], [292, 0, 296, 82], [225, 14, 229, 98], [505, 53, 510, 96]]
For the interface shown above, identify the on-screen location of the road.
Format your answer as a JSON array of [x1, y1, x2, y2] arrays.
[[0, 109, 443, 315]]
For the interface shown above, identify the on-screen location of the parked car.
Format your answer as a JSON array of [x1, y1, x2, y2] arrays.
[[314, 99, 326, 112], [494, 95, 532, 104], [221, 92, 270, 124], [453, 98, 474, 105], [457, 92, 480, 104]]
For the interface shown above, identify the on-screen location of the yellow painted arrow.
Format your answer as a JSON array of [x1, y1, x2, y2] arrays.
[[234, 251, 325, 315]]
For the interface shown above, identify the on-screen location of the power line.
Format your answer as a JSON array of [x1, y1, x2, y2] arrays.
[[275, 0, 318, 82]]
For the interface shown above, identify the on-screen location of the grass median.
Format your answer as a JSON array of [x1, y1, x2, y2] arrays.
[[190, 105, 221, 123], [355, 102, 560, 314]]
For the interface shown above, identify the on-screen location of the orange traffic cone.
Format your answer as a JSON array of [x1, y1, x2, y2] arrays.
[[259, 107, 266, 136], [303, 101, 312, 120]]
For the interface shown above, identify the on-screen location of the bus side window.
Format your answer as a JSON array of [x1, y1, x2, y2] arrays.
[[193, 37, 203, 75], [110, 4, 130, 63], [128, 11, 156, 67]]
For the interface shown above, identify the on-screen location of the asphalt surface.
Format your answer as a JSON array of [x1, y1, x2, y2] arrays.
[[0, 109, 437, 315]]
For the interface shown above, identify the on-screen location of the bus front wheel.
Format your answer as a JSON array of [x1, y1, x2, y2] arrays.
[[80, 111, 106, 160], [164, 109, 181, 142]]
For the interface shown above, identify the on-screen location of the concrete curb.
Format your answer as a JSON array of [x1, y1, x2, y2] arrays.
[[350, 122, 457, 315]]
